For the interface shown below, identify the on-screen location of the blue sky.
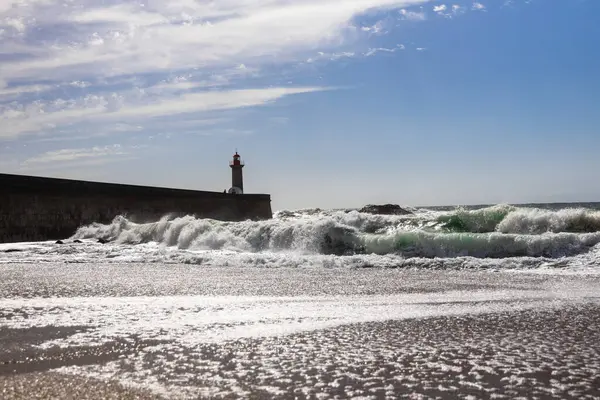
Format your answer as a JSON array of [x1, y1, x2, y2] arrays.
[[1, 0, 599, 210]]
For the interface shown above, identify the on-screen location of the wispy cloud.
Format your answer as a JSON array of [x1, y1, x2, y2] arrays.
[[364, 44, 405, 57], [0, 0, 434, 142], [472, 2, 486, 11], [0, 83, 53, 98], [0, 86, 327, 139], [20, 144, 140, 170], [433, 3, 466, 18], [400, 8, 427, 21], [24, 144, 127, 164], [1, 0, 432, 84], [306, 51, 356, 63], [361, 19, 393, 35], [0, 0, 502, 147]]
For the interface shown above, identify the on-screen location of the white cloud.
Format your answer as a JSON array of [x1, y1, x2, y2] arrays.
[[0, 0, 433, 140], [307, 51, 356, 63], [0, 86, 327, 138], [70, 4, 168, 26], [472, 2, 486, 11], [111, 123, 143, 133], [0, 0, 54, 14], [400, 8, 427, 21], [361, 20, 390, 35], [1, 0, 432, 83], [69, 81, 91, 88], [22, 144, 130, 165], [17, 146, 143, 172], [110, 87, 326, 120], [433, 3, 465, 17], [3, 16, 26, 32], [364, 44, 405, 56], [0, 84, 53, 98]]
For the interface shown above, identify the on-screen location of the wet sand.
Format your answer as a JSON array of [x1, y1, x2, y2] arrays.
[[1, 264, 600, 399], [0, 263, 594, 298], [0, 372, 162, 399], [1, 306, 599, 399]]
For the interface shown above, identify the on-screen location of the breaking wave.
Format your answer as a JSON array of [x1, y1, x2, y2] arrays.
[[437, 205, 600, 234], [70, 205, 600, 259]]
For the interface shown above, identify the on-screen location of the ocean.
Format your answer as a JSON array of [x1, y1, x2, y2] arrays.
[[1, 202, 600, 398], [3, 202, 600, 271]]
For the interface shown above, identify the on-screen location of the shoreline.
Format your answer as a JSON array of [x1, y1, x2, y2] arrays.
[[0, 372, 163, 400], [1, 305, 599, 399], [1, 263, 599, 398]]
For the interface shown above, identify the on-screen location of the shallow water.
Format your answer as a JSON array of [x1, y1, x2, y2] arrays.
[[1, 264, 600, 398], [2, 204, 600, 272], [2, 204, 600, 397]]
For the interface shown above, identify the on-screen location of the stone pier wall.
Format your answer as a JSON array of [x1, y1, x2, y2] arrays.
[[0, 173, 272, 243]]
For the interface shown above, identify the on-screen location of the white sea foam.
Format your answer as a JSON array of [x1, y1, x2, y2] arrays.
[[2, 205, 600, 272], [2, 288, 596, 348], [3, 284, 599, 399], [65, 208, 600, 257], [497, 207, 600, 234], [2, 205, 600, 399]]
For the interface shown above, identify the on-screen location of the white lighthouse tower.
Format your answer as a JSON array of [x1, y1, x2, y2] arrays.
[[228, 151, 244, 194]]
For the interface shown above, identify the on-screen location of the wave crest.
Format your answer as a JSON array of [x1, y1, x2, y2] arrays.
[[72, 211, 600, 259], [497, 208, 600, 234], [436, 205, 514, 233], [437, 205, 600, 234]]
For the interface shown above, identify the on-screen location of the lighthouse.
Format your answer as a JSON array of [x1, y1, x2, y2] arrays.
[[228, 151, 244, 194]]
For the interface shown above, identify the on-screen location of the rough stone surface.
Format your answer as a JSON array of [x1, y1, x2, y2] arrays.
[[359, 204, 412, 215], [0, 173, 272, 243]]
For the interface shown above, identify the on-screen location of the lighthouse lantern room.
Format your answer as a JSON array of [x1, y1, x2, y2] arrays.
[[228, 151, 244, 194]]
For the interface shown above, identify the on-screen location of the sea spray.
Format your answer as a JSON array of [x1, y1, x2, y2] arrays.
[[436, 204, 514, 233], [360, 230, 600, 258], [434, 205, 600, 234], [497, 208, 600, 234], [70, 206, 600, 259]]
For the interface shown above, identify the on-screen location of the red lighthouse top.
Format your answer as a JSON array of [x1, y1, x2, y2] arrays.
[[230, 151, 244, 167]]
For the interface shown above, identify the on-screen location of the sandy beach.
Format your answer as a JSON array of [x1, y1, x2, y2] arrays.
[[1, 264, 600, 399], [1, 0, 599, 395], [1, 306, 600, 399], [0, 372, 162, 400]]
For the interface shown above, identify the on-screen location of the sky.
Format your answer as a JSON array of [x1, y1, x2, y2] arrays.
[[1, 0, 599, 211]]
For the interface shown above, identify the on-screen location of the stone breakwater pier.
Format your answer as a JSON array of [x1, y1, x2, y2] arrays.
[[0, 172, 272, 243]]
